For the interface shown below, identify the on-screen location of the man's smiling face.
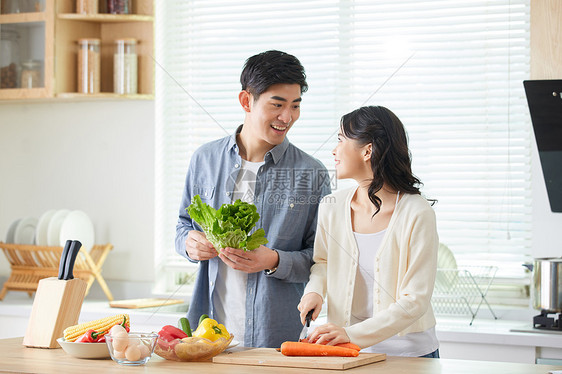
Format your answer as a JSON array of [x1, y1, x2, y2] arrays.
[[245, 83, 302, 147]]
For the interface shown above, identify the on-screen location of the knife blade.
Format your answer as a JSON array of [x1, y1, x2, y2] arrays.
[[299, 309, 314, 341], [63, 240, 82, 280], [58, 240, 73, 280]]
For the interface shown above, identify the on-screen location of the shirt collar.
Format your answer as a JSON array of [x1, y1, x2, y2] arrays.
[[228, 125, 289, 165]]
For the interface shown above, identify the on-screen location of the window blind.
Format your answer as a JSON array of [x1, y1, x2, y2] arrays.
[[155, 0, 531, 296]]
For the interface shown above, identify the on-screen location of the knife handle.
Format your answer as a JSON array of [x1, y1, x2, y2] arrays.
[[58, 240, 73, 280], [63, 240, 82, 280], [305, 309, 314, 327]]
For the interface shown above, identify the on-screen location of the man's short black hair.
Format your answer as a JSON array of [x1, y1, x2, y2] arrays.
[[240, 50, 308, 99]]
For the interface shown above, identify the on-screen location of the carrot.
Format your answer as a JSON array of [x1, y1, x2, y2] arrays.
[[300, 338, 361, 351], [333, 342, 361, 351], [280, 341, 359, 357]]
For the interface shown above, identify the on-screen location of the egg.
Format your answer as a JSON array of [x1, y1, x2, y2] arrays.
[[125, 344, 141, 361], [110, 325, 128, 337], [138, 343, 150, 358], [113, 349, 126, 359], [112, 335, 129, 352]]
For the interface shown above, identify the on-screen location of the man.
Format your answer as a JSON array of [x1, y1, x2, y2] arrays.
[[175, 50, 331, 348]]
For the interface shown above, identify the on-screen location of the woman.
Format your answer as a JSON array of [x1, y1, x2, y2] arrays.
[[298, 106, 439, 358]]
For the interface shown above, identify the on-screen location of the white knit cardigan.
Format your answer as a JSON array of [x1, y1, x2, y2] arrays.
[[303, 186, 439, 348]]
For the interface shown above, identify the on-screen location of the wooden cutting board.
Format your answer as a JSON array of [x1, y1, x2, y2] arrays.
[[109, 298, 184, 309], [213, 348, 386, 370]]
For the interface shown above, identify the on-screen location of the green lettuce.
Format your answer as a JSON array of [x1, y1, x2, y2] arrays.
[[187, 195, 268, 252]]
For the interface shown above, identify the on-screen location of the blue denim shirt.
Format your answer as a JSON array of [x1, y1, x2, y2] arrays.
[[175, 127, 331, 348]]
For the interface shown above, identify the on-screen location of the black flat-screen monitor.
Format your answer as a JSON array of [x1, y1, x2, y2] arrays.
[[524, 79, 562, 213]]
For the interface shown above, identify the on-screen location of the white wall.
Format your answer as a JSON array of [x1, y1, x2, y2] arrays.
[[0, 100, 155, 284]]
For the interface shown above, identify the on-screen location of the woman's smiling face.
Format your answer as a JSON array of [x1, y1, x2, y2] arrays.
[[332, 131, 371, 180]]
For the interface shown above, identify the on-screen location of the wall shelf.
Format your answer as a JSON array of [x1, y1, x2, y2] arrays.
[[57, 13, 153, 22], [0, 0, 154, 100]]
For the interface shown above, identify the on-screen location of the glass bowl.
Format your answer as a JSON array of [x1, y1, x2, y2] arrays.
[[154, 334, 234, 362], [106, 332, 158, 366]]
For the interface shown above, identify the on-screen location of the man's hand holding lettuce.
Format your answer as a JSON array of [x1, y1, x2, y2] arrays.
[[187, 195, 268, 253]]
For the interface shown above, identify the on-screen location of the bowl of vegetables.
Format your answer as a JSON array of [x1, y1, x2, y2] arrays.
[[58, 313, 132, 359], [105, 325, 158, 366], [154, 316, 233, 362]]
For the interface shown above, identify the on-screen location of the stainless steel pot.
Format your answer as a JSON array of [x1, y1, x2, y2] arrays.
[[524, 258, 562, 312]]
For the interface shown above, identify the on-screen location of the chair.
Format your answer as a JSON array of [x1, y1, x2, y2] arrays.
[[0, 242, 114, 301]]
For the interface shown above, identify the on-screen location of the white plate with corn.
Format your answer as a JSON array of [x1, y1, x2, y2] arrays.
[[58, 314, 130, 359], [57, 338, 110, 359]]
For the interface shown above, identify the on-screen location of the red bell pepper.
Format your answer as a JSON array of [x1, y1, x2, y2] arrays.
[[158, 325, 188, 342], [75, 329, 105, 343], [157, 325, 188, 352]]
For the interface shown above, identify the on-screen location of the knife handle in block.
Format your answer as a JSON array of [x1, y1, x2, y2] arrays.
[[58, 240, 73, 280], [63, 240, 82, 280]]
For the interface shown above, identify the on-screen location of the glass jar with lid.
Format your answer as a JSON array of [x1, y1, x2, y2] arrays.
[[113, 38, 137, 94], [0, 28, 21, 89], [77, 38, 100, 93], [107, 0, 131, 14], [21, 60, 42, 88]]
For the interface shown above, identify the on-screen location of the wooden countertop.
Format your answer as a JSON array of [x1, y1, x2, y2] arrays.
[[1, 338, 560, 374]]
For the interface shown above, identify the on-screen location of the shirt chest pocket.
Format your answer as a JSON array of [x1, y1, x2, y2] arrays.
[[273, 203, 306, 240], [193, 185, 215, 200]]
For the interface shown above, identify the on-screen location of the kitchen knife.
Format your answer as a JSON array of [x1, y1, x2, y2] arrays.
[[57, 240, 73, 280], [63, 240, 82, 280], [299, 309, 314, 341]]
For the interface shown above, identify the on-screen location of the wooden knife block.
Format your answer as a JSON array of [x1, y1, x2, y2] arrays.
[[23, 277, 87, 348]]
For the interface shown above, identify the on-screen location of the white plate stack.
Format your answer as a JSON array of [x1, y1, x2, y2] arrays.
[[5, 209, 95, 251], [6, 217, 38, 245]]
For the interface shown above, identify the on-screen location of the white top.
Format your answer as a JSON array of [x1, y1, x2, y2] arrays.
[[352, 231, 439, 356], [231, 159, 264, 203], [351, 230, 386, 323], [213, 159, 264, 347]]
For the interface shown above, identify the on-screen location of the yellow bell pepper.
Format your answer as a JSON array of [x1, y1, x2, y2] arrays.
[[192, 318, 230, 341]]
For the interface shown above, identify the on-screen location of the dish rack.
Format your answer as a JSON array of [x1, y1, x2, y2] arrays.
[[0, 242, 114, 301], [431, 265, 498, 325]]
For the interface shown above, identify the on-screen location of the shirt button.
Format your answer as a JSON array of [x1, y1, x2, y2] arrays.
[[289, 203, 294, 208], [210, 281, 214, 286], [247, 319, 251, 324], [235, 163, 240, 168], [226, 192, 231, 196]]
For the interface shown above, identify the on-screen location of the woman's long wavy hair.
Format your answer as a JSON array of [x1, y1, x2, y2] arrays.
[[340, 105, 425, 216]]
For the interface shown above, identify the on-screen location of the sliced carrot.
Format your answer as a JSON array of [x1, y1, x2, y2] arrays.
[[299, 338, 361, 351], [281, 341, 359, 357]]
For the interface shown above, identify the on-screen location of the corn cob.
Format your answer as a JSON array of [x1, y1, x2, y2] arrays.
[[63, 314, 130, 342]]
